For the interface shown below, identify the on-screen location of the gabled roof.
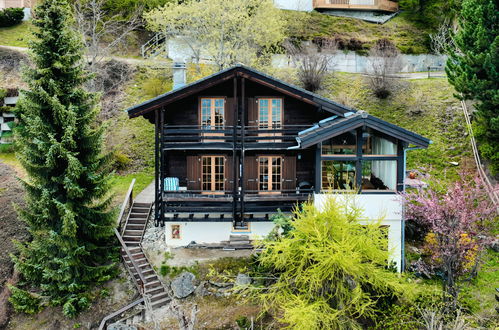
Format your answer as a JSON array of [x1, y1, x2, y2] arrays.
[[126, 64, 356, 118], [296, 111, 431, 149]]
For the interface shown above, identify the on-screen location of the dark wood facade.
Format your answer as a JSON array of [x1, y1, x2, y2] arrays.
[[127, 66, 430, 227]]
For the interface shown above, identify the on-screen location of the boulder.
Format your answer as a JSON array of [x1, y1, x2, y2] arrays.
[[171, 271, 196, 298], [194, 280, 210, 297], [235, 273, 252, 286]]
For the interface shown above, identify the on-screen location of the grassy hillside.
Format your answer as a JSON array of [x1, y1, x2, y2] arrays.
[[283, 11, 434, 54], [320, 72, 472, 181]]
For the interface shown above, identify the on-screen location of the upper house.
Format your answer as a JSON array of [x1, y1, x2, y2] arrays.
[[126, 65, 429, 271], [273, 0, 398, 13]]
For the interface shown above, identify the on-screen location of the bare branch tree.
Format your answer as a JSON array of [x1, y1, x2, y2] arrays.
[[171, 301, 198, 330], [73, 0, 142, 91], [285, 39, 338, 92], [366, 39, 402, 99], [429, 18, 454, 55]]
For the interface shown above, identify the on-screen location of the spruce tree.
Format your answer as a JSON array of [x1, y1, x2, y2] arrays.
[[446, 0, 498, 174], [10, 0, 118, 317]]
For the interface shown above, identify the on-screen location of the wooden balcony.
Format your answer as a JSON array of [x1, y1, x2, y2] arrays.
[[162, 125, 309, 150], [313, 0, 398, 12]]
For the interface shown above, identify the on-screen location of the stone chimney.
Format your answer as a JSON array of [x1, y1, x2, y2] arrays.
[[172, 62, 186, 90]]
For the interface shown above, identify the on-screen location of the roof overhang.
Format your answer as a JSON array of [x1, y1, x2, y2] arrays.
[[126, 65, 356, 119], [296, 112, 431, 149]]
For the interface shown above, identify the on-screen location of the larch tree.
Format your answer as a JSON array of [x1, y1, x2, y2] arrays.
[[445, 0, 499, 174], [144, 0, 286, 70], [252, 198, 415, 329], [9, 0, 118, 317]]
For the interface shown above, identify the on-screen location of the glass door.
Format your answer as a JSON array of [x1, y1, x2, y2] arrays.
[[201, 156, 225, 194], [200, 98, 225, 141], [258, 156, 282, 194], [258, 98, 282, 142]]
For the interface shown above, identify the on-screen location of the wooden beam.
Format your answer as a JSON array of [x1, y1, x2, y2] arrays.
[[154, 109, 160, 225]]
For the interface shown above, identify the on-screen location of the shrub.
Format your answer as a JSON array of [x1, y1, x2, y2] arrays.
[[0, 143, 15, 153], [0, 8, 24, 28], [7, 286, 43, 314], [142, 76, 172, 98], [112, 150, 132, 170]]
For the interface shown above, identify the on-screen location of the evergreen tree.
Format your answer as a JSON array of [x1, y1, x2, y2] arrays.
[[10, 0, 118, 317], [446, 0, 499, 174]]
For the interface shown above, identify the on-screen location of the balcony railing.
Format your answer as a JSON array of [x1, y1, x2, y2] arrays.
[[313, 0, 398, 12], [162, 189, 313, 202], [162, 125, 310, 149]]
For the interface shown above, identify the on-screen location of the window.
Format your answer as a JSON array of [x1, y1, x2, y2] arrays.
[[321, 160, 356, 190], [200, 98, 225, 130], [361, 160, 397, 190], [320, 128, 399, 192], [259, 156, 282, 193], [322, 131, 356, 155], [201, 156, 225, 193], [171, 225, 181, 239], [258, 98, 282, 129], [362, 128, 397, 156]]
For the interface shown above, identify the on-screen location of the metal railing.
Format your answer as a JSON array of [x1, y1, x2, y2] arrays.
[[140, 33, 167, 58]]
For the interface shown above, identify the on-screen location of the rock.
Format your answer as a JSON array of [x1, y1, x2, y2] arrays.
[[235, 273, 252, 286], [171, 271, 196, 298], [194, 281, 210, 297], [108, 323, 137, 330], [449, 161, 459, 166], [208, 280, 232, 288]]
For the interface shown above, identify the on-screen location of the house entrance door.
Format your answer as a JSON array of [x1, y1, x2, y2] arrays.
[[201, 156, 225, 194], [258, 156, 282, 194]]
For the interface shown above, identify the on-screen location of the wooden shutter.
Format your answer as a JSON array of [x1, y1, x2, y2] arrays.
[[247, 98, 257, 128], [282, 155, 296, 191], [244, 155, 258, 192], [186, 155, 200, 191], [225, 156, 236, 192], [225, 98, 235, 127]]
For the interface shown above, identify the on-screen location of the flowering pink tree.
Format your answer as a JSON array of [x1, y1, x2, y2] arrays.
[[401, 174, 497, 310]]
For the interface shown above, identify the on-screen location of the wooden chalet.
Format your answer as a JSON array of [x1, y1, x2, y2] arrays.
[[126, 65, 430, 234]]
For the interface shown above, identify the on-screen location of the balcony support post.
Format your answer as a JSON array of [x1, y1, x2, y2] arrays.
[[154, 109, 160, 226], [160, 107, 165, 226], [232, 76, 238, 226], [241, 77, 246, 220]]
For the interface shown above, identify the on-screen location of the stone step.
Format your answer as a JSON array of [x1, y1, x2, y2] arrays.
[[131, 207, 150, 213], [123, 235, 141, 242], [145, 280, 162, 288], [129, 213, 148, 219], [151, 297, 169, 309], [124, 230, 144, 236], [127, 218, 148, 224], [230, 235, 250, 241], [126, 224, 146, 230], [145, 286, 165, 296], [150, 292, 169, 303], [134, 202, 152, 208]]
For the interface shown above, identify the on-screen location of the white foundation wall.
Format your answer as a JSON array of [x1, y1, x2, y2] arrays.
[[314, 194, 403, 272], [164, 222, 276, 247], [273, 0, 313, 11]]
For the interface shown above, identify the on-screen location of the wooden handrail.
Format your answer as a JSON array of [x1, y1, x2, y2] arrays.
[[115, 228, 147, 293], [98, 297, 144, 330], [118, 179, 135, 235]]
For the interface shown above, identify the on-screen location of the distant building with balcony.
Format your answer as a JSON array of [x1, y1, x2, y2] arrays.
[[274, 0, 398, 13]]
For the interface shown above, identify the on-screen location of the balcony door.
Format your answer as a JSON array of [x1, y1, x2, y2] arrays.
[[200, 98, 225, 141], [201, 156, 225, 194], [258, 156, 282, 194], [258, 98, 282, 142]]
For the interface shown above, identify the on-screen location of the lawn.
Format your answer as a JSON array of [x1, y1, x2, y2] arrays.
[[0, 21, 32, 47]]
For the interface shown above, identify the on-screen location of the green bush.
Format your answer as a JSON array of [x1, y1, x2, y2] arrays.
[[112, 150, 132, 170], [7, 286, 43, 314], [0, 8, 24, 28], [0, 143, 15, 153]]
